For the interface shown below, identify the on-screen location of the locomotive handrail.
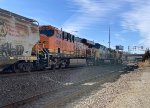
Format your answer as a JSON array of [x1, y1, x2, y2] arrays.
[[35, 42, 49, 60]]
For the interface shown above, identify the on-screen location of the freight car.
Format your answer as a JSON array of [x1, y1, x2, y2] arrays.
[[99, 45, 123, 64], [0, 8, 39, 72]]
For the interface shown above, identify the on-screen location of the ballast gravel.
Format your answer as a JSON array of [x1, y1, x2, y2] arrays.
[[64, 67, 146, 108], [0, 65, 123, 107], [0, 71, 69, 107]]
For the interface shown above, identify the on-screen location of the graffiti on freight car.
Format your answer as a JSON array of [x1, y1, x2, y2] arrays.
[[0, 20, 7, 37], [0, 43, 24, 57]]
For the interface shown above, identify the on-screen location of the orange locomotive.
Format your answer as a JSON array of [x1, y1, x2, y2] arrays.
[[33, 25, 95, 69], [37, 25, 76, 57]]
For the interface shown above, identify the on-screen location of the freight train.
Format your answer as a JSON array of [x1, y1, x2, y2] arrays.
[[0, 8, 123, 73]]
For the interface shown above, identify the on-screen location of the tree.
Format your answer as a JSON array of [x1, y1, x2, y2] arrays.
[[142, 49, 150, 61]]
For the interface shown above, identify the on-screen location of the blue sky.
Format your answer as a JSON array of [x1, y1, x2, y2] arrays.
[[0, 0, 150, 53]]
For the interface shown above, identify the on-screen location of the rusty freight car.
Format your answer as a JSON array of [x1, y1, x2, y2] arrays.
[[0, 8, 39, 72]]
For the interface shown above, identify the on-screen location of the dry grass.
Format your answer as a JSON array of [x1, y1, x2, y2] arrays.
[[138, 61, 150, 68]]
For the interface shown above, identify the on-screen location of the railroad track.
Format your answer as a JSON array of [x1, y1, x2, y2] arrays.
[[1, 65, 125, 108], [0, 65, 85, 78]]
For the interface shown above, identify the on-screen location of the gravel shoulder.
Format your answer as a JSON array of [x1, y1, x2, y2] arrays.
[[107, 66, 150, 108], [64, 66, 150, 108]]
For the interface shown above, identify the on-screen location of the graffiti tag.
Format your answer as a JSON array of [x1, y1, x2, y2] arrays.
[[0, 20, 7, 37], [0, 43, 24, 57]]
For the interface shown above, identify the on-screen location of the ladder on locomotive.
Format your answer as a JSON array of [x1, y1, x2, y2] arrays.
[[35, 42, 50, 65]]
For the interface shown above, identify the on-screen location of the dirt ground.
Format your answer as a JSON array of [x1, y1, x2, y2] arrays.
[[64, 62, 150, 108]]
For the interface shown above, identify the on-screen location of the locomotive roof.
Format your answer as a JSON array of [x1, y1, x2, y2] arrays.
[[86, 39, 95, 45], [74, 37, 82, 42], [0, 8, 37, 23]]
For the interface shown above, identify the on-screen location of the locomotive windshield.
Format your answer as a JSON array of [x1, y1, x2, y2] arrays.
[[40, 29, 54, 37]]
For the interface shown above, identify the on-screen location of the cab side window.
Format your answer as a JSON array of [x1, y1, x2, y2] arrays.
[[62, 31, 68, 41], [40, 29, 54, 37], [56, 33, 62, 38]]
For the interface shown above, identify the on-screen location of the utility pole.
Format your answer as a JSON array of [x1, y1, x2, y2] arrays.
[[108, 25, 111, 49]]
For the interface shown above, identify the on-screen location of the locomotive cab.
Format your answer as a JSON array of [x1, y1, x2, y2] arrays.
[[39, 26, 62, 54]]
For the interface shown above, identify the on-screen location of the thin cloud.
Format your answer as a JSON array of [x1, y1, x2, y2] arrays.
[[122, 0, 150, 47], [115, 33, 126, 42], [122, 0, 150, 48], [63, 0, 122, 32]]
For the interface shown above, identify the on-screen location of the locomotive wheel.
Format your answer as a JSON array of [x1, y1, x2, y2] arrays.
[[12, 63, 21, 73], [48, 59, 55, 70], [24, 63, 32, 72], [65, 63, 69, 68], [50, 65, 55, 70], [58, 64, 61, 69], [18, 63, 32, 72], [55, 63, 61, 69], [53, 58, 60, 69], [61, 61, 66, 68]]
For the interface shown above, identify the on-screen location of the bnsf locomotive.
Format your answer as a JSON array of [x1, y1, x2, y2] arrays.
[[0, 8, 122, 73]]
